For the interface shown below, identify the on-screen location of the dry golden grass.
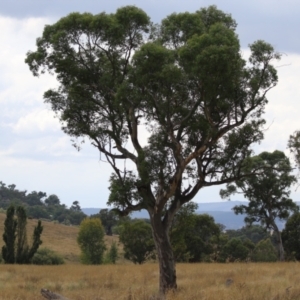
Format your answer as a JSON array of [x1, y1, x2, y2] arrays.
[[1, 263, 300, 299], [0, 212, 120, 263], [1, 213, 300, 299]]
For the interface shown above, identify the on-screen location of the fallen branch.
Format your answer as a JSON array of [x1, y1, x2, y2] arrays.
[[41, 288, 70, 300]]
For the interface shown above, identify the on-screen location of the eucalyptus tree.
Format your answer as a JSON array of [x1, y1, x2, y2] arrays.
[[220, 151, 298, 261], [26, 5, 280, 293]]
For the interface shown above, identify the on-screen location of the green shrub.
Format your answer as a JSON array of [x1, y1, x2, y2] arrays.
[[77, 218, 106, 264], [219, 238, 249, 262], [103, 241, 119, 264], [32, 248, 64, 265], [251, 238, 277, 262]]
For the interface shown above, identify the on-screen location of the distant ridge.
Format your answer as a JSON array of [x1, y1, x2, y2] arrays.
[[82, 201, 294, 230], [81, 207, 103, 216], [197, 201, 247, 212], [82, 201, 249, 229], [82, 201, 247, 216]]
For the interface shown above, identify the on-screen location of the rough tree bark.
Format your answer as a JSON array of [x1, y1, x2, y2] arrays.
[[150, 213, 177, 295], [273, 223, 285, 262]]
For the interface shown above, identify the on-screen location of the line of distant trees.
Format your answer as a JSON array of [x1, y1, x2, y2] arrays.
[[2, 180, 300, 265], [113, 205, 275, 264], [0, 181, 86, 225], [89, 202, 300, 264]]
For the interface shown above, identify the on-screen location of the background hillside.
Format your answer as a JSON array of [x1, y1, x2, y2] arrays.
[[0, 212, 119, 263]]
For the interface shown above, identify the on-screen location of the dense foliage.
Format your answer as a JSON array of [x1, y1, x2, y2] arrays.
[[226, 225, 271, 244], [105, 241, 118, 264], [251, 239, 277, 262], [2, 205, 43, 264], [0, 181, 86, 225], [77, 218, 106, 264], [119, 220, 156, 264], [282, 212, 300, 260], [219, 238, 249, 262], [91, 209, 120, 235], [32, 247, 64, 265], [2, 206, 17, 263], [170, 202, 221, 262]]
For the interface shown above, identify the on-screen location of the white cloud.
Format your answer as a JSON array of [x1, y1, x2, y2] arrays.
[[12, 109, 60, 135], [259, 53, 300, 152], [0, 155, 111, 207], [0, 15, 57, 109]]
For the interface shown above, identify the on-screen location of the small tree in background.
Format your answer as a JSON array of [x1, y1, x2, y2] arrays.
[[282, 212, 300, 261], [119, 220, 156, 264], [210, 232, 229, 262], [221, 150, 298, 261], [107, 241, 118, 264], [170, 202, 221, 262], [170, 202, 198, 262], [219, 238, 249, 262], [2, 205, 43, 264], [251, 239, 277, 262], [99, 209, 119, 236], [2, 205, 17, 263], [77, 218, 106, 264]]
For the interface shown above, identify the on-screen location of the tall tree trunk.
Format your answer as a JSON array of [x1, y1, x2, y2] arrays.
[[273, 224, 284, 262], [150, 213, 177, 295]]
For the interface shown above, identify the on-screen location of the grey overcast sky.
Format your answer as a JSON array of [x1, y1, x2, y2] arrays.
[[1, 0, 300, 208]]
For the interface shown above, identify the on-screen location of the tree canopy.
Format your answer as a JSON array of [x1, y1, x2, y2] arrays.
[[26, 5, 281, 293]]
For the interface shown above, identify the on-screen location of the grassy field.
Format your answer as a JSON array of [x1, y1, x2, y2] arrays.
[[1, 213, 300, 299], [0, 212, 120, 264], [1, 263, 300, 299]]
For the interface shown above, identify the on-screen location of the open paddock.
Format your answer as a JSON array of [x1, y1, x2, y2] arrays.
[[0, 262, 300, 299]]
